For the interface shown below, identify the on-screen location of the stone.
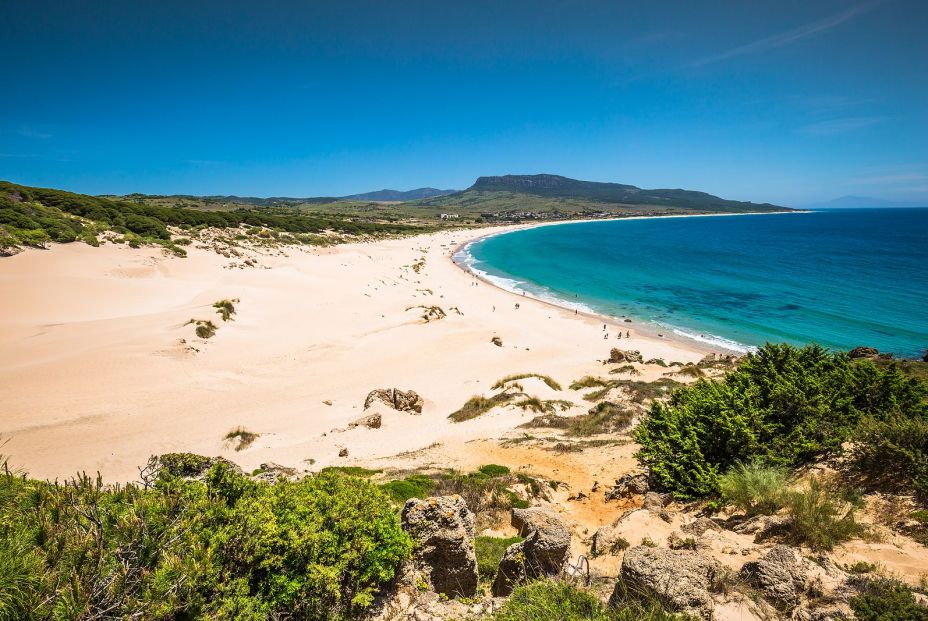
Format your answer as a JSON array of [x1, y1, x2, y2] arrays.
[[591, 524, 630, 557], [401, 496, 478, 598], [739, 545, 808, 611], [493, 508, 571, 596], [338, 447, 349, 457], [605, 471, 650, 501], [364, 388, 424, 414], [251, 462, 299, 483], [643, 492, 666, 512], [681, 517, 722, 537], [491, 336, 503, 347], [848, 346, 879, 359], [609, 348, 643, 363], [614, 546, 723, 620], [347, 412, 382, 429], [731, 514, 791, 542]]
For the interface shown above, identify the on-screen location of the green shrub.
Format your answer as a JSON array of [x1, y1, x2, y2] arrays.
[[850, 578, 928, 621], [718, 462, 789, 516], [479, 464, 511, 477], [851, 414, 928, 501], [492, 580, 682, 621], [321, 466, 382, 478], [786, 477, 861, 551], [635, 343, 928, 498], [475, 536, 522, 582], [158, 452, 213, 477], [213, 298, 238, 321], [380, 475, 434, 504], [846, 561, 878, 574]]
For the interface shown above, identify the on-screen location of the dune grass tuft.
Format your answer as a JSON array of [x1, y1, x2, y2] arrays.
[[492, 373, 562, 392], [213, 298, 239, 321], [448, 392, 516, 422], [224, 426, 259, 451]]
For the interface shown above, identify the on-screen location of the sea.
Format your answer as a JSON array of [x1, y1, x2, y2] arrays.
[[457, 208, 928, 359]]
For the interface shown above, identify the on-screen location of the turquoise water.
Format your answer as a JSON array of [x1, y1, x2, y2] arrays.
[[462, 209, 928, 358]]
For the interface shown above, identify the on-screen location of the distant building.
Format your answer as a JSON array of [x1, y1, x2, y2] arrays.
[[440, 213, 459, 219]]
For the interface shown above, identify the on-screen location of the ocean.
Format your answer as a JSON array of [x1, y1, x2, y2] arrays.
[[459, 209, 928, 359]]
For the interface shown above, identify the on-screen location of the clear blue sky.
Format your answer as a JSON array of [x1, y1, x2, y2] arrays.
[[2, 0, 927, 206]]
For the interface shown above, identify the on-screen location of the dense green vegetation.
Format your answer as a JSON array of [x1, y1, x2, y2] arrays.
[[0, 180, 427, 254], [491, 580, 685, 621], [635, 343, 928, 499], [850, 578, 928, 621], [0, 461, 410, 620]]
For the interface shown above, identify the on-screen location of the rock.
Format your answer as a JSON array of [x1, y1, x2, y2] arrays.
[[643, 492, 666, 512], [923, 350, 928, 363], [614, 546, 723, 620], [731, 514, 790, 542], [338, 447, 349, 457], [364, 388, 424, 414], [667, 531, 699, 550], [681, 517, 722, 537], [347, 412, 382, 429], [591, 524, 630, 557], [491, 336, 503, 347], [605, 471, 650, 501], [401, 496, 478, 598], [848, 346, 879, 359], [252, 462, 299, 483], [738, 545, 807, 611], [609, 348, 643, 363], [493, 508, 571, 596]]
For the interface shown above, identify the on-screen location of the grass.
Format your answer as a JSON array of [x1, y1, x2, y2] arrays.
[[492, 580, 682, 621], [492, 373, 562, 392], [193, 319, 218, 339], [513, 397, 573, 414], [321, 466, 382, 477], [786, 477, 862, 551], [478, 464, 511, 477], [475, 536, 523, 582], [609, 364, 641, 376], [448, 392, 516, 422], [566, 402, 635, 436], [519, 413, 571, 429], [224, 426, 259, 451], [213, 298, 238, 321], [718, 462, 790, 516]]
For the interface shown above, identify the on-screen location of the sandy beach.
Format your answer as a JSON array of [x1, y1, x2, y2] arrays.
[[0, 224, 712, 482]]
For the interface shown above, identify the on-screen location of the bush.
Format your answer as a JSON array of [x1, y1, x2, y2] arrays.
[[491, 580, 682, 621], [380, 474, 434, 504], [718, 462, 789, 516], [635, 343, 928, 498], [850, 578, 928, 621], [851, 414, 928, 501], [786, 477, 861, 551], [479, 464, 511, 477]]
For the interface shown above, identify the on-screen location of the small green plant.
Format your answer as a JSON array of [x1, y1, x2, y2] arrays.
[[224, 426, 259, 451], [641, 536, 657, 547], [212, 298, 238, 321], [194, 319, 217, 338], [786, 477, 861, 551], [492, 580, 680, 621], [478, 464, 511, 477], [846, 561, 878, 574], [321, 466, 382, 477], [380, 475, 434, 504], [718, 462, 789, 516]]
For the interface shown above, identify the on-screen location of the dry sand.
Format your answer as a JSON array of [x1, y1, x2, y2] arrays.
[[0, 224, 710, 481]]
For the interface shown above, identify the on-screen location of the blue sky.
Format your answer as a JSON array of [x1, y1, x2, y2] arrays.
[[1, 0, 927, 206]]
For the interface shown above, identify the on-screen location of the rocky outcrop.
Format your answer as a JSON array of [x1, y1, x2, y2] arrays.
[[681, 517, 722, 537], [364, 388, 424, 414], [347, 412, 382, 429], [614, 546, 723, 620], [642, 492, 667, 512], [493, 508, 571, 596], [401, 496, 478, 598], [848, 346, 893, 360], [609, 348, 643, 363], [251, 462, 300, 483], [605, 471, 650, 501], [738, 545, 808, 611]]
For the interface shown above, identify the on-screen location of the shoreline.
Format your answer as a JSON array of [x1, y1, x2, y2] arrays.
[[448, 210, 807, 355]]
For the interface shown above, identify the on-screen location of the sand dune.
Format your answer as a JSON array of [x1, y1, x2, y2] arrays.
[[0, 226, 709, 481]]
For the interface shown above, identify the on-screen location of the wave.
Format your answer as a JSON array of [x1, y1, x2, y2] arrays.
[[666, 327, 756, 354]]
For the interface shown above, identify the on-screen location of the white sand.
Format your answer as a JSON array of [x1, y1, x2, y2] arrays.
[[0, 226, 711, 481]]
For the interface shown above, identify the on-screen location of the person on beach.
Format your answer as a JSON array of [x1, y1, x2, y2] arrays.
[[626, 331, 630, 338]]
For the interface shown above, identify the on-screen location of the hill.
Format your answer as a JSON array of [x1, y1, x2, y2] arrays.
[[343, 187, 457, 201], [416, 174, 789, 220]]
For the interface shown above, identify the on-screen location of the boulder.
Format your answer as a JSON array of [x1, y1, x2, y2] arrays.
[[609, 348, 643, 363], [251, 462, 300, 483], [848, 346, 880, 359], [491, 336, 503, 347], [738, 545, 808, 611], [605, 471, 650, 501], [401, 496, 478, 598], [364, 388, 424, 414], [493, 508, 571, 596], [642, 492, 667, 512], [615, 546, 723, 620]]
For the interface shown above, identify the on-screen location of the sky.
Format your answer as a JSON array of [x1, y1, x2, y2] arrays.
[[2, 0, 927, 206]]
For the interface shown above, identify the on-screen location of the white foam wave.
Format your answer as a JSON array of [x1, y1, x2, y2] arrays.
[[669, 327, 756, 354]]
